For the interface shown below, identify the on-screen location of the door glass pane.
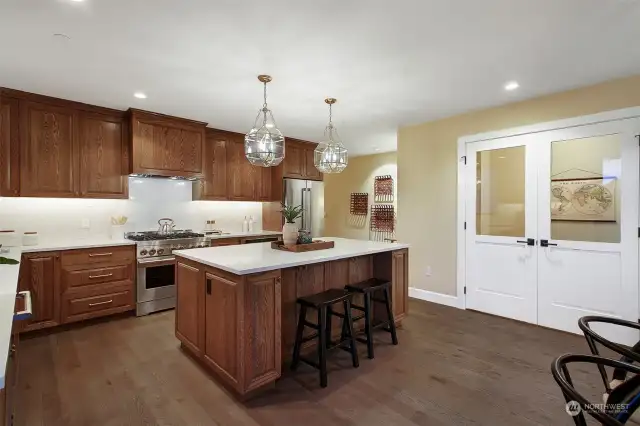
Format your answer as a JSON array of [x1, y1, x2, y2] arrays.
[[476, 146, 525, 237], [550, 134, 620, 243]]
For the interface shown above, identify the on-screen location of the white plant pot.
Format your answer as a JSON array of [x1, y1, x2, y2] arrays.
[[282, 223, 298, 245]]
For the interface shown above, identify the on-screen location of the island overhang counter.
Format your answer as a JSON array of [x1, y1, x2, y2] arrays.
[[173, 237, 409, 397]]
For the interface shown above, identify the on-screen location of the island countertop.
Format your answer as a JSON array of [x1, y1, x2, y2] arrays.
[[173, 237, 409, 275]]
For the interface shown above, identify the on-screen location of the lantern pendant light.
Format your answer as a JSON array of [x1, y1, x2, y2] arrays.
[[314, 98, 348, 174], [245, 75, 285, 167]]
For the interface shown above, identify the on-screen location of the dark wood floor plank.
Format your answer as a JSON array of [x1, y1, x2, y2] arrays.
[[15, 300, 604, 426]]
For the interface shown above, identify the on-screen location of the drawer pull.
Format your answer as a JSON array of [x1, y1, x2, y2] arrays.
[[89, 273, 114, 279], [88, 252, 113, 257], [88, 299, 114, 307]]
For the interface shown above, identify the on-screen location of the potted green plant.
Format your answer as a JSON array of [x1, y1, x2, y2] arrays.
[[281, 203, 303, 245]]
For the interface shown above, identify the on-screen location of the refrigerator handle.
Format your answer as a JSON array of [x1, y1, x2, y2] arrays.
[[301, 188, 306, 230], [306, 188, 312, 233]]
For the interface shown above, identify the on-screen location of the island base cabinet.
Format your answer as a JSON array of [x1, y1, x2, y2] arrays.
[[177, 267, 282, 397]]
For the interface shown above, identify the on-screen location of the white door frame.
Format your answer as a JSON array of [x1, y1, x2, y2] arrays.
[[457, 106, 640, 311]]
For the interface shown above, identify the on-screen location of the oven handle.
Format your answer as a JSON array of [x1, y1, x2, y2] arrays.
[[137, 257, 176, 267]]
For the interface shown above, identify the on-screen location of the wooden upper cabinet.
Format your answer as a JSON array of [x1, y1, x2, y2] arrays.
[[197, 130, 229, 200], [130, 109, 206, 178], [0, 95, 20, 196], [283, 141, 304, 178], [78, 111, 129, 198], [282, 139, 323, 181], [226, 137, 247, 200], [20, 100, 78, 197], [255, 165, 272, 201], [304, 145, 322, 180]]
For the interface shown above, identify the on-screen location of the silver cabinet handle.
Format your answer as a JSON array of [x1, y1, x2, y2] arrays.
[[89, 273, 113, 279], [89, 252, 113, 257], [89, 299, 114, 307]]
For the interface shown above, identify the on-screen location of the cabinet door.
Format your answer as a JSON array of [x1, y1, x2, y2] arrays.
[[20, 101, 78, 197], [226, 139, 245, 200], [254, 165, 272, 201], [176, 261, 204, 355], [304, 145, 323, 181], [200, 133, 228, 200], [204, 272, 240, 387], [0, 96, 20, 196], [283, 141, 304, 178], [131, 112, 204, 178], [392, 249, 409, 321], [79, 112, 128, 198], [19, 253, 61, 332]]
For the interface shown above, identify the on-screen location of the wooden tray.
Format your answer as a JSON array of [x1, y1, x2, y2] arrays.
[[271, 240, 335, 252]]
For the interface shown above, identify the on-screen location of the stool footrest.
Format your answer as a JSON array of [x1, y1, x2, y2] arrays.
[[303, 321, 319, 330]]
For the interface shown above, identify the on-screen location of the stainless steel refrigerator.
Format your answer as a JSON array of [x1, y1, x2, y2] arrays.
[[283, 179, 325, 237]]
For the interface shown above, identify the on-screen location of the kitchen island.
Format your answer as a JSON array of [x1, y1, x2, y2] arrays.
[[173, 237, 409, 397]]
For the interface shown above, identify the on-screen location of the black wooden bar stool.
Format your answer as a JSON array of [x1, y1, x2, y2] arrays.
[[291, 288, 359, 388], [343, 278, 398, 359]]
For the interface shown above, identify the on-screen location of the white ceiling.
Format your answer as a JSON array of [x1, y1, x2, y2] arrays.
[[1, 0, 639, 156]]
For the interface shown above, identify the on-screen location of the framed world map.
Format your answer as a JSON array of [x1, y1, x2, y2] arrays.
[[551, 177, 616, 222]]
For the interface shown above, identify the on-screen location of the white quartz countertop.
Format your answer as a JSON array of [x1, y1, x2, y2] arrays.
[[174, 237, 409, 275], [205, 230, 282, 240], [0, 247, 22, 389], [20, 237, 135, 253]]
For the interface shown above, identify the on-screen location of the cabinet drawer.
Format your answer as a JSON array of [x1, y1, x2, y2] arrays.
[[62, 284, 134, 323], [63, 264, 132, 290], [210, 237, 241, 247], [61, 246, 135, 267]]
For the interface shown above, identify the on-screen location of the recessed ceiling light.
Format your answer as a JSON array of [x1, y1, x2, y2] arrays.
[[498, 156, 506, 159], [69, 0, 85, 2], [504, 81, 520, 91], [134, 92, 147, 99]]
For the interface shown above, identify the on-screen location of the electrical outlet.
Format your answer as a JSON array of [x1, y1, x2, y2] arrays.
[[81, 218, 91, 229], [425, 266, 432, 277]]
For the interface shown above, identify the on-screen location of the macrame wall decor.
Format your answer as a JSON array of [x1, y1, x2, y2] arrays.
[[374, 175, 394, 203], [369, 204, 395, 241], [350, 193, 369, 216]]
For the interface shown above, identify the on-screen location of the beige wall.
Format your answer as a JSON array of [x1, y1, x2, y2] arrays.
[[398, 74, 640, 296], [324, 152, 397, 240]]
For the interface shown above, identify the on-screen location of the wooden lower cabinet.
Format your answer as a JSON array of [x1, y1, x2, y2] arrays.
[[392, 249, 409, 321], [175, 260, 204, 356], [176, 267, 282, 396], [19, 245, 136, 332], [18, 252, 61, 332], [0, 331, 19, 426]]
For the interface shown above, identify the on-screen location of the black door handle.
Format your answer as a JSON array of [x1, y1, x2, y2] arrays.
[[540, 239, 557, 247], [206, 279, 211, 295], [517, 238, 536, 246]]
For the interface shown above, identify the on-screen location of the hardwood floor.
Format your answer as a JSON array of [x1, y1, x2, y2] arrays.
[[15, 299, 606, 426]]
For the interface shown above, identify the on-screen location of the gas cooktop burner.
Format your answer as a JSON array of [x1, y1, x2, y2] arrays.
[[126, 231, 205, 241]]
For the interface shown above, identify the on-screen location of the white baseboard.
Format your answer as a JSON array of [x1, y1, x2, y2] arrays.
[[409, 287, 463, 309]]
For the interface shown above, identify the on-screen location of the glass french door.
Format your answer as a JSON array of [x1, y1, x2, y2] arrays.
[[536, 120, 639, 344], [465, 118, 640, 344], [465, 134, 539, 324]]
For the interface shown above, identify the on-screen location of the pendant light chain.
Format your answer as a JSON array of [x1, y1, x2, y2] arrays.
[[263, 81, 268, 110]]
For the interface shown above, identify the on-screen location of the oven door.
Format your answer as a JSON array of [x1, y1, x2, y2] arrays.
[[137, 257, 176, 303]]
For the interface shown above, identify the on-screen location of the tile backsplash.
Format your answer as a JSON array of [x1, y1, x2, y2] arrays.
[[0, 177, 263, 238]]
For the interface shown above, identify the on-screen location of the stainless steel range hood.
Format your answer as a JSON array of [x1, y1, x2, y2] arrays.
[[129, 173, 200, 181]]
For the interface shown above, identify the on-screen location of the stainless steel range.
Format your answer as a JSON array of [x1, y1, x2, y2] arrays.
[[126, 225, 207, 316]]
